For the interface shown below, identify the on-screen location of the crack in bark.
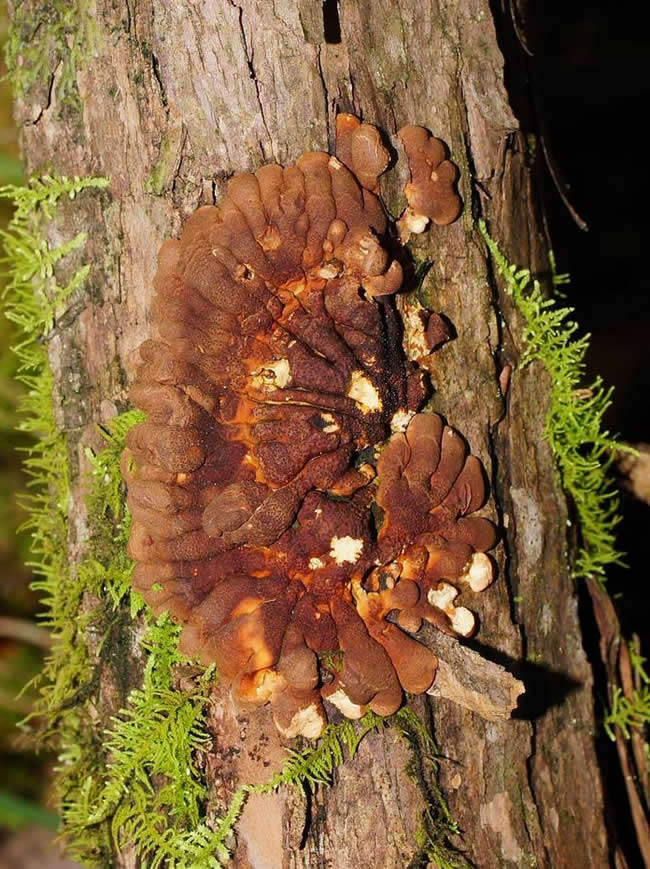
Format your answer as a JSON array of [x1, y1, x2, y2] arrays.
[[26, 66, 56, 126], [523, 723, 551, 867], [151, 51, 168, 110], [171, 123, 189, 199], [227, 0, 272, 160], [316, 44, 331, 149], [348, 63, 357, 115], [124, 0, 133, 36]]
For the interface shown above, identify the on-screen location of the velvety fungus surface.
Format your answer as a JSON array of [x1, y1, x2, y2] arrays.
[[124, 114, 495, 738]]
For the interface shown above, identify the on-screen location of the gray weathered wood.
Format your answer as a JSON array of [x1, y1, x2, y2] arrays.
[[424, 629, 525, 722]]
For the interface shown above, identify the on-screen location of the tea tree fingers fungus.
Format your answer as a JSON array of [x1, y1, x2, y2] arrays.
[[124, 114, 503, 739]]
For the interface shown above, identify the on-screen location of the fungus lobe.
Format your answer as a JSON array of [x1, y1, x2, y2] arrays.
[[124, 114, 494, 739]]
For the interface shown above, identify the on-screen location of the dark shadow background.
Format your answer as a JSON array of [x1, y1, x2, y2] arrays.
[[517, 2, 649, 861], [532, 1, 649, 639]]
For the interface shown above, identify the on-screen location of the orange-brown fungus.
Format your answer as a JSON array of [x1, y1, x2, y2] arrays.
[[398, 124, 462, 242], [124, 114, 495, 739]]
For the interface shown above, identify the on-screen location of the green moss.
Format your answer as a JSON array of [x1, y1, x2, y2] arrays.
[[74, 613, 224, 868], [604, 637, 650, 743], [83, 410, 144, 608], [480, 221, 650, 763], [145, 127, 184, 196], [317, 648, 345, 673], [479, 220, 632, 586], [397, 708, 470, 869], [0, 173, 111, 864], [4, 0, 96, 107], [0, 175, 110, 729]]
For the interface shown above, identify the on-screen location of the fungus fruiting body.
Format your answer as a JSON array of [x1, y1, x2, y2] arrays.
[[124, 114, 496, 739]]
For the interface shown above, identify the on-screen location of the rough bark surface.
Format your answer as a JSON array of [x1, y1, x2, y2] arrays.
[[13, 0, 612, 866]]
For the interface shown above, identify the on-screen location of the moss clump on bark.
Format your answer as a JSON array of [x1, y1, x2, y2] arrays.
[[480, 220, 631, 585], [481, 220, 649, 775], [4, 0, 96, 107], [1, 173, 111, 864]]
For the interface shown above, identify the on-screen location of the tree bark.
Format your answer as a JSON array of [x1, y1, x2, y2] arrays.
[[12, 1, 613, 866]]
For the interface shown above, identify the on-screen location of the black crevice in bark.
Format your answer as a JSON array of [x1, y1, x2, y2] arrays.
[[227, 0, 272, 161], [123, 0, 133, 36], [170, 123, 189, 202], [151, 51, 168, 110], [322, 0, 341, 44], [316, 44, 332, 151], [27, 68, 55, 126], [412, 698, 477, 869]]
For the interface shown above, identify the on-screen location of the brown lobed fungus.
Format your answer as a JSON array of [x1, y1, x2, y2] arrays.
[[124, 114, 494, 740], [397, 124, 462, 242]]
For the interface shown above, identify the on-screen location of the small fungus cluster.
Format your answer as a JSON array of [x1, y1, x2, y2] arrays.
[[123, 114, 495, 739]]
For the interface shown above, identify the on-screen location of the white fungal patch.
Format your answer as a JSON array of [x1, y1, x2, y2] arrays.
[[329, 535, 364, 565], [250, 358, 291, 391], [319, 412, 340, 434], [402, 304, 430, 360], [391, 409, 415, 432], [428, 582, 476, 637], [325, 688, 366, 719], [347, 370, 382, 413], [428, 582, 458, 611], [450, 607, 476, 636], [278, 703, 325, 739], [308, 557, 325, 570], [459, 552, 495, 592], [248, 668, 280, 702], [317, 263, 342, 279], [406, 212, 429, 234], [398, 206, 430, 243]]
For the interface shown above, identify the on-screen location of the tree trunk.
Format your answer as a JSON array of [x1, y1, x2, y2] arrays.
[[12, 1, 613, 866]]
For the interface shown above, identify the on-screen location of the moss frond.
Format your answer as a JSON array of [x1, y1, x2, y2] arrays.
[[0, 175, 110, 222], [82, 409, 145, 609], [1, 174, 112, 865], [4, 3, 96, 105], [1, 174, 110, 729], [396, 707, 469, 869], [78, 617, 219, 866], [605, 684, 650, 744], [604, 638, 650, 743], [479, 221, 650, 760], [479, 220, 631, 585]]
